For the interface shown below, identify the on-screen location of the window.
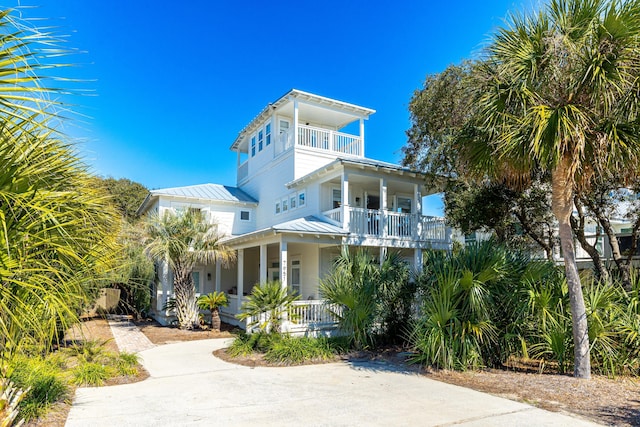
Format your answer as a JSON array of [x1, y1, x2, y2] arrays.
[[298, 191, 306, 207], [282, 197, 288, 212], [258, 129, 264, 152], [192, 271, 201, 294], [291, 259, 301, 295], [332, 188, 341, 209], [265, 122, 271, 146], [251, 136, 256, 157], [397, 197, 412, 213], [275, 202, 281, 214], [290, 194, 297, 209], [240, 210, 250, 221]]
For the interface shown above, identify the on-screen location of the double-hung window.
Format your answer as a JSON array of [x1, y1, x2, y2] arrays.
[[258, 130, 264, 152], [251, 136, 256, 157], [265, 123, 271, 146]]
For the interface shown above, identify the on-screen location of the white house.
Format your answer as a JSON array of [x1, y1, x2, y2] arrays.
[[137, 89, 451, 331]]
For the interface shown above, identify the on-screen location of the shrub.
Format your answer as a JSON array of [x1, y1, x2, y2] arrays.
[[72, 362, 110, 386], [9, 356, 69, 421], [115, 353, 139, 376], [264, 336, 334, 365], [237, 281, 299, 333]]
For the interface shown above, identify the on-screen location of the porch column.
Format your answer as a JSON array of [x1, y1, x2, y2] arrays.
[[259, 244, 267, 284], [215, 259, 221, 292], [279, 240, 288, 290], [380, 177, 388, 238], [237, 249, 244, 313], [414, 183, 422, 239], [380, 246, 387, 267], [359, 118, 365, 156], [293, 98, 299, 147], [341, 172, 350, 231], [414, 248, 423, 274]]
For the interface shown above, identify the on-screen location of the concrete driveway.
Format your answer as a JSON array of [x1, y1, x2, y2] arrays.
[[66, 339, 600, 426]]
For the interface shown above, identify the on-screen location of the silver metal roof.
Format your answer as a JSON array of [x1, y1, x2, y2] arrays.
[[272, 216, 348, 235], [150, 183, 257, 203]]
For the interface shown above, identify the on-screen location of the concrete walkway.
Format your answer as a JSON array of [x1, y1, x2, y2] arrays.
[[66, 338, 601, 427], [107, 315, 155, 354]]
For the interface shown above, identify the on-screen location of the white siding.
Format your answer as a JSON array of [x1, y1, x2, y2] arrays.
[[294, 148, 340, 179]]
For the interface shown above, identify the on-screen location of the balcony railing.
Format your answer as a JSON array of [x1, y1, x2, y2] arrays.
[[323, 207, 448, 242], [237, 161, 248, 182], [275, 124, 362, 157]]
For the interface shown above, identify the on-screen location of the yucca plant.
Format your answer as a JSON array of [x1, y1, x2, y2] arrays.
[[237, 281, 299, 333], [197, 291, 228, 331]]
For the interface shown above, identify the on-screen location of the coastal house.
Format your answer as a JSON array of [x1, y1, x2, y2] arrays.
[[137, 90, 451, 332]]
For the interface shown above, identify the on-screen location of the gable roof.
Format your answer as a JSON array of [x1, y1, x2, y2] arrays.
[[222, 216, 348, 246], [137, 183, 257, 216]]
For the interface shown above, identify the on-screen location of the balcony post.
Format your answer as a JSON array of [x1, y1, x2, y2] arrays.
[[341, 172, 350, 231], [413, 183, 422, 239], [293, 98, 299, 147], [237, 249, 244, 314], [380, 178, 388, 238], [359, 118, 365, 156]]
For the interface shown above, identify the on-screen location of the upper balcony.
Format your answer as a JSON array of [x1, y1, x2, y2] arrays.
[[275, 124, 363, 157]]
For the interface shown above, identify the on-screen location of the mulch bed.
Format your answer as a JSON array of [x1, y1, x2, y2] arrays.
[[133, 319, 237, 345]]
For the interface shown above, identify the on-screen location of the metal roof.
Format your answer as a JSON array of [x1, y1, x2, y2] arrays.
[[221, 215, 348, 246], [150, 183, 257, 203], [286, 157, 426, 189]]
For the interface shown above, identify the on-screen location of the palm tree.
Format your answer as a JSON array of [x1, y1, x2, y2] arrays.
[[0, 9, 121, 360], [197, 292, 228, 331], [144, 210, 234, 329], [237, 281, 300, 333], [467, 0, 640, 378]]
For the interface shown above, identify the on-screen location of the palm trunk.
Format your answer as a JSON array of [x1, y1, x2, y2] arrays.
[[173, 265, 199, 329], [552, 158, 591, 379], [211, 308, 221, 331]]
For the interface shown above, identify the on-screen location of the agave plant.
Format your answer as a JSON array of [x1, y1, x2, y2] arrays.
[[197, 292, 228, 331]]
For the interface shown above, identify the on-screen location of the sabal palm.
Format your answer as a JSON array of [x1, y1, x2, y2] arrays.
[[467, 0, 640, 378], [145, 210, 234, 329], [0, 10, 120, 360]]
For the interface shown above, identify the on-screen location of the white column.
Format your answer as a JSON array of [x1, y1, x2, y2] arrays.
[[414, 183, 422, 239], [414, 248, 423, 274], [260, 244, 267, 284], [279, 240, 288, 290], [380, 246, 387, 267], [380, 177, 387, 238], [236, 148, 241, 167], [341, 172, 350, 231], [215, 259, 221, 292], [359, 118, 365, 156], [237, 249, 244, 313], [293, 99, 299, 147]]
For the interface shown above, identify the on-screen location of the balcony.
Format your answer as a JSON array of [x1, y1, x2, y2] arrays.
[[275, 124, 363, 157], [323, 207, 448, 242]]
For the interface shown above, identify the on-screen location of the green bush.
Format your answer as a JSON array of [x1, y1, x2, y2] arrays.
[[115, 353, 139, 376], [72, 362, 110, 386], [9, 356, 69, 421], [264, 336, 334, 365]]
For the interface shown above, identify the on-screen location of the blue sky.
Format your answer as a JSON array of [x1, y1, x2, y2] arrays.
[[14, 0, 528, 216]]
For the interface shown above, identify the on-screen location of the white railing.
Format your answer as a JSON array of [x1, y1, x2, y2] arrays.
[[323, 207, 448, 242], [237, 161, 248, 182], [349, 208, 381, 235], [274, 125, 362, 157], [323, 207, 342, 225], [289, 300, 340, 327]]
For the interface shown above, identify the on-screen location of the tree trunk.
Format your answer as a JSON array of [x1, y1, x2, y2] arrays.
[[552, 158, 591, 379], [571, 196, 609, 282], [173, 266, 199, 329], [514, 209, 554, 261], [211, 308, 221, 331]]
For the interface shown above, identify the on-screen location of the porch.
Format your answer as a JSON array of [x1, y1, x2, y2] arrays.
[[275, 124, 363, 157], [220, 298, 341, 335]]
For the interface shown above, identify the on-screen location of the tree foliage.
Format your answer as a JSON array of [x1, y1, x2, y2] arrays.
[[97, 177, 148, 222]]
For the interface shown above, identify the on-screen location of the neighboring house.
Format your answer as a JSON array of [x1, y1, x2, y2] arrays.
[[137, 89, 451, 332]]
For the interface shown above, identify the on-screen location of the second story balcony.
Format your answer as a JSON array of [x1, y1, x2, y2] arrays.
[[323, 206, 449, 244], [275, 124, 363, 157]]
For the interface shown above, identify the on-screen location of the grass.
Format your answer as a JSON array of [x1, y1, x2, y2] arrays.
[[227, 332, 348, 365], [7, 340, 140, 421]]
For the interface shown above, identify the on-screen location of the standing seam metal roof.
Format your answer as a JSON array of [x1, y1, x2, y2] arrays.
[[150, 183, 257, 203]]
